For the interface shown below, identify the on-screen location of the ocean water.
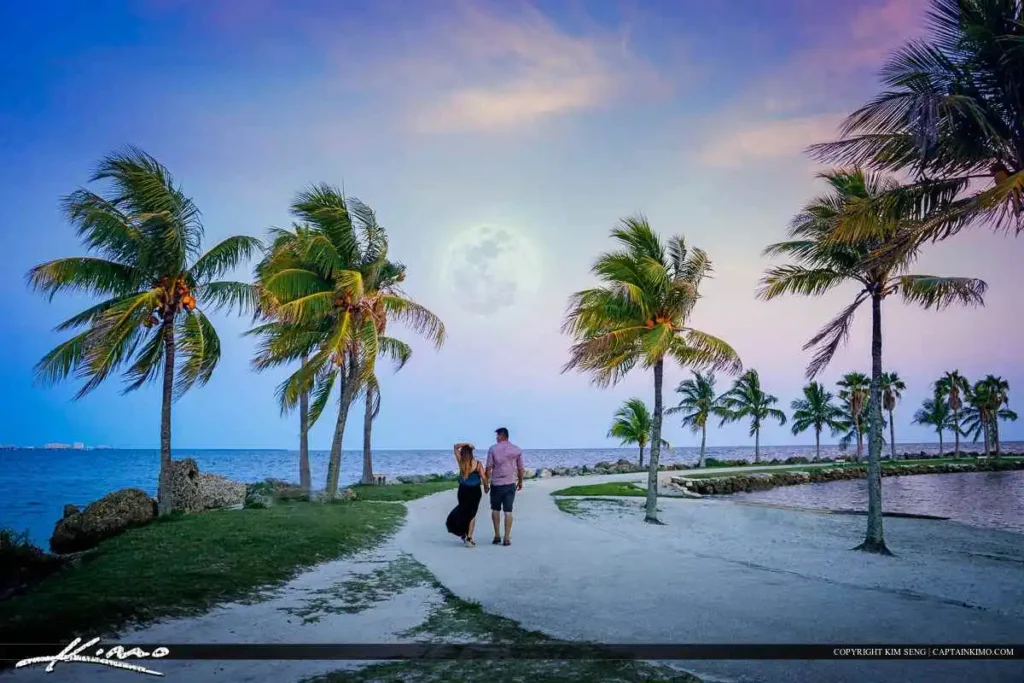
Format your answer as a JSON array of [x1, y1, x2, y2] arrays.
[[731, 470, 1024, 534], [1, 442, 1020, 547]]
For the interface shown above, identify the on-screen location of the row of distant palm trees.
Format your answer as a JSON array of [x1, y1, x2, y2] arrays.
[[611, 370, 1015, 469], [28, 149, 444, 515], [565, 0, 1023, 555]]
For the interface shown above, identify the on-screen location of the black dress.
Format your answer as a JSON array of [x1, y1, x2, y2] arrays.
[[446, 468, 483, 538]]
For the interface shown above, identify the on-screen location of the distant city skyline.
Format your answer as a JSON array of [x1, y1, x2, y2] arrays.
[[1, 0, 1020, 451]]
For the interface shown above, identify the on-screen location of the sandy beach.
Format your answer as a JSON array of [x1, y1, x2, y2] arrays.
[[4, 470, 1023, 683]]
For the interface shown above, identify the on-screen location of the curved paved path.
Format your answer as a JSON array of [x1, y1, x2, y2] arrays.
[[396, 472, 1024, 683]]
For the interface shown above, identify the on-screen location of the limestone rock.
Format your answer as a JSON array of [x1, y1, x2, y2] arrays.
[[339, 488, 358, 502], [537, 468, 553, 479], [50, 488, 156, 554], [197, 473, 246, 510], [167, 458, 203, 513], [523, 468, 536, 479]]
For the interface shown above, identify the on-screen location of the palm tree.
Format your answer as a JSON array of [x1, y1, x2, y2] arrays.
[[963, 376, 1017, 458], [249, 225, 330, 495], [937, 370, 970, 458], [983, 375, 1011, 457], [608, 398, 668, 468], [718, 369, 786, 463], [880, 372, 906, 459], [759, 170, 986, 554], [28, 147, 260, 515], [666, 371, 726, 468], [912, 392, 953, 457], [836, 372, 870, 461], [563, 216, 742, 524], [809, 0, 1024, 240], [258, 185, 444, 500], [790, 381, 844, 460]]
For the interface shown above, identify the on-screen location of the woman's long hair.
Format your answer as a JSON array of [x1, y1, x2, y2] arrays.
[[458, 444, 475, 480]]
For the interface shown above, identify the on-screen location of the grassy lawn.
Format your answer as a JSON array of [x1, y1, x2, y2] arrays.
[[0, 501, 405, 647], [352, 481, 458, 501], [551, 482, 646, 497]]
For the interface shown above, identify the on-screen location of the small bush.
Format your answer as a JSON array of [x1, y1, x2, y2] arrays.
[[0, 527, 64, 600]]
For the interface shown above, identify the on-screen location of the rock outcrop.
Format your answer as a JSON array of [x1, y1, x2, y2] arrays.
[[673, 459, 1024, 496], [167, 458, 203, 513], [197, 473, 247, 510], [50, 488, 156, 554]]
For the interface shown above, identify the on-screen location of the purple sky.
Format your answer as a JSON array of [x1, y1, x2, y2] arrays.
[[0, 0, 1020, 450]]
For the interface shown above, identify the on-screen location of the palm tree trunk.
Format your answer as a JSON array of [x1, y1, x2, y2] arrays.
[[637, 444, 644, 469], [855, 427, 863, 462], [953, 410, 961, 458], [324, 367, 356, 500], [644, 360, 664, 524], [156, 315, 176, 517], [698, 424, 707, 468], [937, 428, 943, 459], [814, 427, 820, 460], [888, 408, 896, 460], [982, 416, 991, 458], [754, 427, 760, 464], [361, 384, 375, 485], [858, 292, 889, 554], [993, 417, 1001, 458], [299, 356, 310, 496]]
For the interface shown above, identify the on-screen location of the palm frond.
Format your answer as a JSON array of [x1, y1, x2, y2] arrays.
[[896, 275, 987, 309], [27, 257, 140, 301], [803, 293, 868, 379], [189, 235, 262, 283], [174, 309, 221, 398]]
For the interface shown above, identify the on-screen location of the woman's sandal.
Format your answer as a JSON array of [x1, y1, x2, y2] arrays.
[[502, 539, 511, 546]]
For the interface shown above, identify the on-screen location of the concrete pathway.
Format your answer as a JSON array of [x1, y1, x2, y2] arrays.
[[396, 472, 1024, 683]]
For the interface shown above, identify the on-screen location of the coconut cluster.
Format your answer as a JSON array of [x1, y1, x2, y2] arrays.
[[143, 276, 196, 328]]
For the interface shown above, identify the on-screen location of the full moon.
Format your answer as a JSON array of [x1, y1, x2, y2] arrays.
[[443, 226, 542, 316]]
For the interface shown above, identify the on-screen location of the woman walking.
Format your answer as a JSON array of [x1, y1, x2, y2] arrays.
[[446, 442, 486, 546]]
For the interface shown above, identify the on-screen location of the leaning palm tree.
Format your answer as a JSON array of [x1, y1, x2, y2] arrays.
[[790, 381, 844, 460], [912, 392, 953, 457], [837, 372, 871, 461], [249, 224, 331, 495], [666, 371, 726, 468], [608, 398, 668, 468], [718, 369, 786, 464], [809, 0, 1024, 240], [563, 215, 742, 524], [28, 147, 260, 515], [259, 185, 444, 500], [880, 372, 906, 459], [759, 169, 986, 554], [937, 370, 970, 458]]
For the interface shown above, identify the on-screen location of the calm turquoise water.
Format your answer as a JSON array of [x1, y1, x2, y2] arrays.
[[1, 442, 1019, 546]]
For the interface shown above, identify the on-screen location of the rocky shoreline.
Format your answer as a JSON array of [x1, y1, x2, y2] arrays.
[[393, 450, 1024, 485], [671, 458, 1024, 496]]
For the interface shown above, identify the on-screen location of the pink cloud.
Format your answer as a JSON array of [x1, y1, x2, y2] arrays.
[[698, 114, 845, 169], [346, 1, 671, 133]]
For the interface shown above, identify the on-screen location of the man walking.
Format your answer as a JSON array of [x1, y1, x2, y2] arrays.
[[485, 427, 524, 546]]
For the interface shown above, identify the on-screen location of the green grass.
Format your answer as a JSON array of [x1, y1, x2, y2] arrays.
[[0, 501, 405, 648], [551, 482, 646, 497], [352, 481, 458, 501]]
